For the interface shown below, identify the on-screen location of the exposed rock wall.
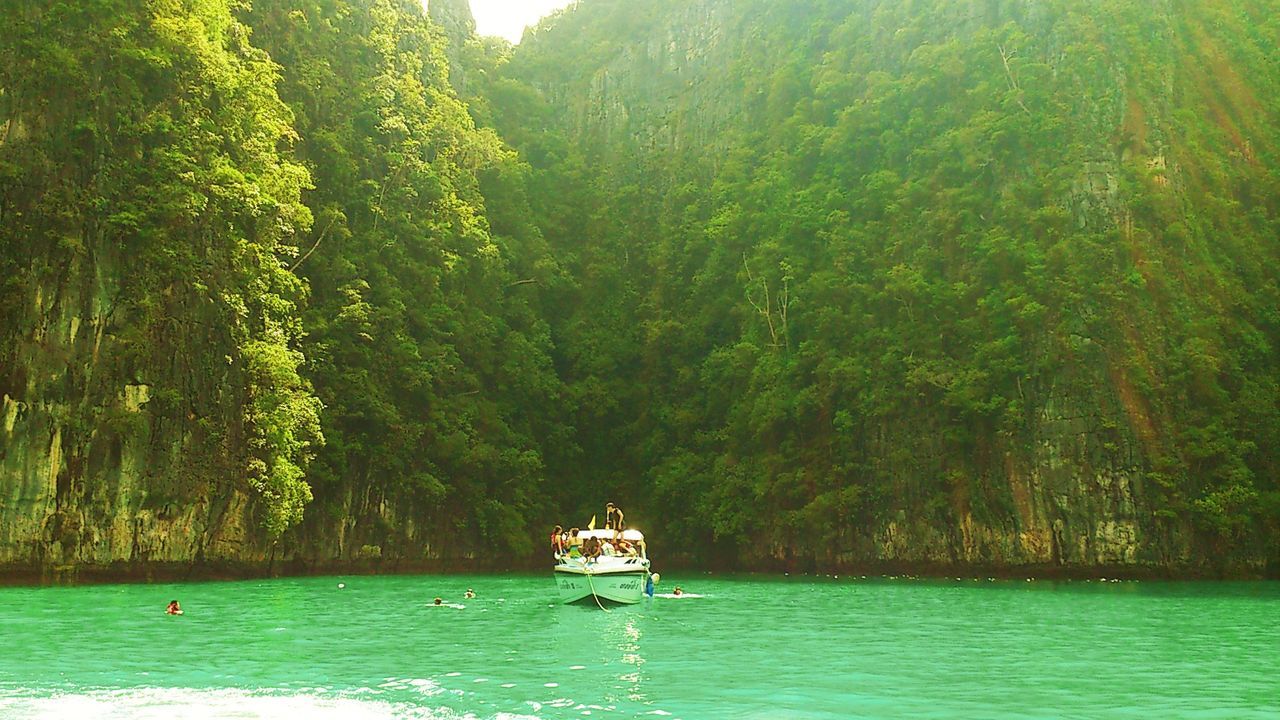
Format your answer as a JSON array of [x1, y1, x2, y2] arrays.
[[859, 394, 1186, 573], [0, 246, 272, 581]]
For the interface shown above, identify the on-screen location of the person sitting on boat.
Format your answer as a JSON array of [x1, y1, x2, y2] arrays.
[[605, 502, 625, 533], [583, 536, 602, 563], [567, 527, 583, 558], [551, 525, 566, 556], [615, 538, 633, 556], [165, 600, 183, 615], [601, 538, 616, 556]]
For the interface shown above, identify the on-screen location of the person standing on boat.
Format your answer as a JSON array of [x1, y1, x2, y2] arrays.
[[605, 502, 625, 533], [551, 525, 566, 556]]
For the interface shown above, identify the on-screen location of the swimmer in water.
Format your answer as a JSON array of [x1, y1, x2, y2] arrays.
[[464, 589, 476, 599], [672, 586, 683, 596], [165, 600, 183, 615], [434, 597, 443, 606]]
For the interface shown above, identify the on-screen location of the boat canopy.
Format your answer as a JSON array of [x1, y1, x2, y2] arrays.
[[578, 528, 644, 542]]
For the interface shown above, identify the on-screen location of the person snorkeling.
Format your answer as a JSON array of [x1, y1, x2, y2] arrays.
[[645, 572, 660, 598]]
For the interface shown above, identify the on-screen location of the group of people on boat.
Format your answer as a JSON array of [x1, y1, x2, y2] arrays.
[[551, 502, 642, 562], [551, 527, 642, 561]]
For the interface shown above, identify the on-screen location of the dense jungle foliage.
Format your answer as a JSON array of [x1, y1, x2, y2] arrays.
[[2, 0, 1277, 572], [238, 0, 572, 557], [482, 0, 1280, 568]]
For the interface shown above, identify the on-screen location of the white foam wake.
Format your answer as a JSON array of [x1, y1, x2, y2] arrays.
[[0, 687, 541, 720]]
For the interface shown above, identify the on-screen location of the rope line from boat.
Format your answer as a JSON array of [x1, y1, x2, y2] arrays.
[[585, 566, 612, 613]]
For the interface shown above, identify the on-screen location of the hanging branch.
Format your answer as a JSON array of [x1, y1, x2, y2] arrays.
[[743, 254, 780, 348], [371, 162, 407, 235], [778, 270, 791, 353], [998, 44, 1033, 116], [290, 213, 338, 273]]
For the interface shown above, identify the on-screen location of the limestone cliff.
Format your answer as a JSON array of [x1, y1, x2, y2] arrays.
[[428, 0, 478, 92], [2, 0, 1276, 583], [493, 0, 1279, 576], [1, 0, 319, 581], [0, 235, 272, 582]]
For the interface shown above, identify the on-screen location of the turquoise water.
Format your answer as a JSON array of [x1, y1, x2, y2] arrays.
[[0, 574, 1277, 718]]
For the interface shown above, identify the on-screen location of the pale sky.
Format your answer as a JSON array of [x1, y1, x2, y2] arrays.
[[431, 0, 576, 43]]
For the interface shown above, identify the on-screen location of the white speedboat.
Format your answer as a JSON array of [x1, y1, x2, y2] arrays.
[[554, 529, 652, 606]]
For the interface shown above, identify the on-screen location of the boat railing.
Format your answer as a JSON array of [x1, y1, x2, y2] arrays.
[[555, 555, 650, 569]]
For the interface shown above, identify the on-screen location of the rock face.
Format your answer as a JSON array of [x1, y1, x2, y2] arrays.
[[855, 395, 1172, 573], [428, 0, 478, 91], [427, 0, 475, 39], [1, 1, 318, 582], [0, 253, 270, 582]]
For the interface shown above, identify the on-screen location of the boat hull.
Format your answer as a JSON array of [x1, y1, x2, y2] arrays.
[[555, 567, 649, 605]]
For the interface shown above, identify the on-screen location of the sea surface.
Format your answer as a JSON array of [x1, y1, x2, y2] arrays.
[[0, 573, 1276, 719]]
